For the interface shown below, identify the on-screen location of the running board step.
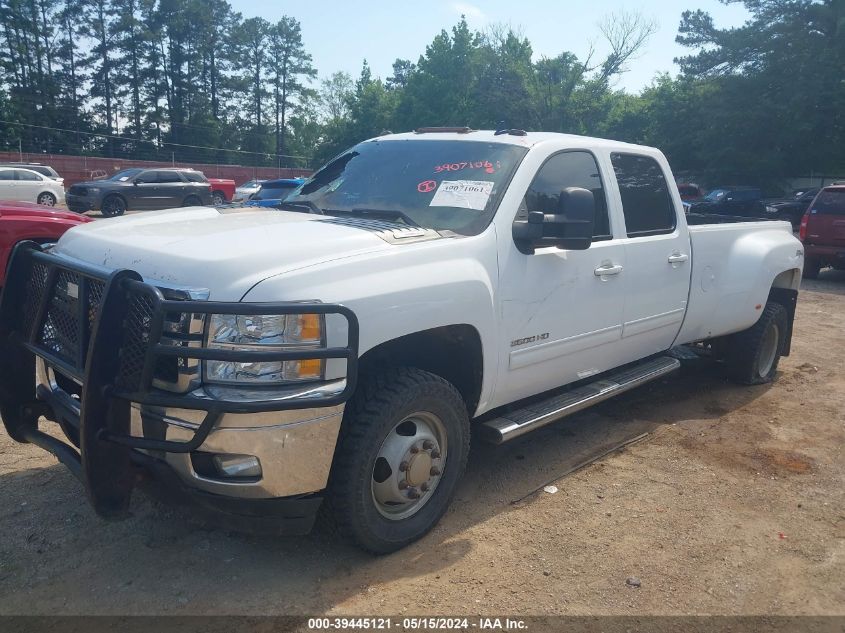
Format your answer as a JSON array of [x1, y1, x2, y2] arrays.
[[481, 356, 681, 444]]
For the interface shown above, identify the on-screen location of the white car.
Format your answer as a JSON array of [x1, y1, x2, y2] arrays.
[[0, 167, 66, 206], [232, 179, 265, 202], [0, 130, 803, 553]]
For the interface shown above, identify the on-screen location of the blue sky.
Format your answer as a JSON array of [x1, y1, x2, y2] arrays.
[[229, 0, 750, 93]]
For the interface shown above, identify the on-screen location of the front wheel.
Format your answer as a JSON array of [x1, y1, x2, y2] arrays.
[[328, 368, 470, 554], [101, 195, 126, 217], [725, 301, 788, 385], [37, 192, 56, 206]]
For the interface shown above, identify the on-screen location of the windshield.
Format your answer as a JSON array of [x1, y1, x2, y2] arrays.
[[285, 138, 528, 235], [253, 184, 298, 200], [240, 180, 261, 189], [107, 168, 142, 182], [704, 189, 728, 201]]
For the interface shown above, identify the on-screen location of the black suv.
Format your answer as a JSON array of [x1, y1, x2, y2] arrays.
[[684, 186, 767, 218], [763, 188, 819, 228], [66, 167, 212, 216]]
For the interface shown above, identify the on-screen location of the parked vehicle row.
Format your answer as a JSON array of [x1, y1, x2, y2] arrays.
[[0, 129, 804, 554], [0, 162, 294, 214]]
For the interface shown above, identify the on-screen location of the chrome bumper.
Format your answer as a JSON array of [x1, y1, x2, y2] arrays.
[[37, 361, 344, 499]]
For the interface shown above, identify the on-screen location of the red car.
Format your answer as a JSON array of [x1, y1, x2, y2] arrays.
[[207, 178, 236, 205], [0, 201, 92, 287], [800, 185, 845, 279]]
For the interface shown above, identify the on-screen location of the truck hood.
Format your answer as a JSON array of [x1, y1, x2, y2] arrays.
[[54, 206, 394, 300]]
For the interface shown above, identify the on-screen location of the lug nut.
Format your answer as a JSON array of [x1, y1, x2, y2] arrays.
[[398, 480, 409, 490], [430, 466, 442, 476], [410, 446, 420, 454], [399, 461, 409, 472], [431, 450, 441, 459], [422, 440, 435, 450], [420, 482, 430, 492], [407, 488, 421, 499]]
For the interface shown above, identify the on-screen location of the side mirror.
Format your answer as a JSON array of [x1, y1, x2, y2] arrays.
[[512, 187, 595, 254]]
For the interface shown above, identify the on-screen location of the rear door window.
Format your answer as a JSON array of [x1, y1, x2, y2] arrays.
[[812, 190, 845, 215], [611, 153, 676, 237]]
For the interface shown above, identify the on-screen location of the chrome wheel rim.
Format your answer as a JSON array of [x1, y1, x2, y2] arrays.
[[212, 193, 225, 205], [371, 411, 448, 521], [37, 193, 55, 206], [758, 322, 779, 378]]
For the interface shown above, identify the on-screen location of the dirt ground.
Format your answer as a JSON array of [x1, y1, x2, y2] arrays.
[[0, 273, 843, 617]]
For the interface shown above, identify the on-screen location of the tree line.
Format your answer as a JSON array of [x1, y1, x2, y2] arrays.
[[0, 0, 842, 186]]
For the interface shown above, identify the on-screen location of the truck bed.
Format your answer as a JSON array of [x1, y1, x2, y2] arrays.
[[675, 218, 801, 346]]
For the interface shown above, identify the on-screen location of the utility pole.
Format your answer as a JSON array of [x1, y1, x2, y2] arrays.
[[18, 138, 23, 161]]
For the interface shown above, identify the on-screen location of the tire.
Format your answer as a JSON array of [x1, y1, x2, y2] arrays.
[[725, 301, 788, 385], [802, 258, 821, 279], [37, 192, 56, 206], [327, 367, 470, 554], [211, 191, 226, 206], [100, 195, 126, 217], [182, 195, 202, 207]]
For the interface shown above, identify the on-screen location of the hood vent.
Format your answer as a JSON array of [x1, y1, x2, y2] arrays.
[[316, 216, 442, 245]]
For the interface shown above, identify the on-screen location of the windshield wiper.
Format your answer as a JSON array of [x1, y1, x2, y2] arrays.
[[275, 200, 324, 214], [323, 208, 422, 228]]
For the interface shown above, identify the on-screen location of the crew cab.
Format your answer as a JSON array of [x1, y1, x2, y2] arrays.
[[0, 201, 91, 287], [0, 130, 803, 553]]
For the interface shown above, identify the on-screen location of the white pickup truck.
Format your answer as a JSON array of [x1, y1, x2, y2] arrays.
[[0, 129, 803, 553]]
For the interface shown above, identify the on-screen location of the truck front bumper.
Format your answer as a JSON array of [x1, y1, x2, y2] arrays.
[[0, 243, 358, 530]]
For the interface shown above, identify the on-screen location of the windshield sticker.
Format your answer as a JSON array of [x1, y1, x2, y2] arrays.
[[417, 180, 437, 193], [434, 161, 500, 174], [429, 180, 494, 211]]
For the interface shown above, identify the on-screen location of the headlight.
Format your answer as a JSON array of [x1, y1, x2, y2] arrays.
[[88, 187, 100, 194], [765, 206, 778, 213], [205, 313, 324, 384]]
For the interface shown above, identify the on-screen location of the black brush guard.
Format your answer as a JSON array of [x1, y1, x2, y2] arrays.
[[0, 242, 359, 517]]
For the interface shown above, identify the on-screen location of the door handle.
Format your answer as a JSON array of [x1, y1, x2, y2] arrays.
[[594, 264, 623, 277], [668, 253, 689, 264]]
